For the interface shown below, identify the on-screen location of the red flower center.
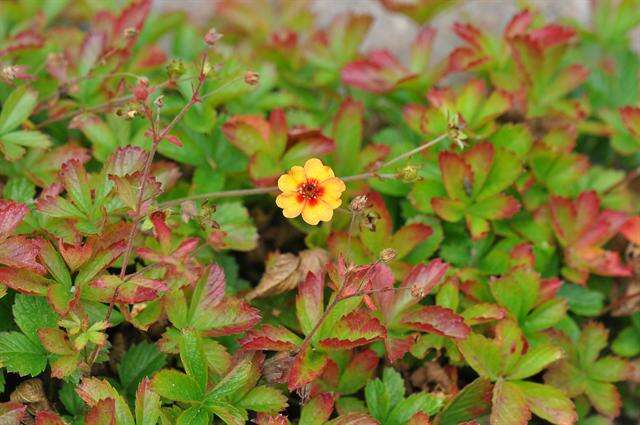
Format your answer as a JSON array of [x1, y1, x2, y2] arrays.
[[297, 179, 323, 203]]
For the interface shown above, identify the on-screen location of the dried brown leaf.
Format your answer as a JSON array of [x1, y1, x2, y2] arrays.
[[246, 249, 328, 300]]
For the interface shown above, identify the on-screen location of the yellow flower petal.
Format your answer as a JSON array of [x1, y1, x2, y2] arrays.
[[301, 201, 334, 225], [304, 158, 334, 182], [320, 195, 342, 209], [320, 177, 346, 197], [276, 193, 303, 218], [278, 166, 305, 192]]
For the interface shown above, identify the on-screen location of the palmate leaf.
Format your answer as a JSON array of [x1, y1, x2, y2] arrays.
[[436, 377, 492, 425]]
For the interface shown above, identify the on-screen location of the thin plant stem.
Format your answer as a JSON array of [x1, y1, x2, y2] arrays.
[[156, 132, 447, 209], [86, 56, 209, 368]]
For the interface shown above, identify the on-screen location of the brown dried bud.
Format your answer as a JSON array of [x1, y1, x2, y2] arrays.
[[263, 352, 295, 384], [398, 165, 420, 182], [349, 194, 369, 213], [244, 70, 259, 86], [362, 210, 380, 232], [204, 27, 223, 45], [154, 95, 164, 108], [123, 27, 139, 39], [626, 243, 640, 275], [10, 379, 46, 404], [380, 248, 397, 263], [447, 111, 468, 149]]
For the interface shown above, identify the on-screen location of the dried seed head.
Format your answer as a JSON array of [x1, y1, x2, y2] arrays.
[[380, 248, 397, 263], [410, 284, 424, 299], [398, 165, 420, 182], [349, 194, 369, 212], [447, 112, 468, 149], [244, 70, 259, 86], [204, 27, 223, 45]]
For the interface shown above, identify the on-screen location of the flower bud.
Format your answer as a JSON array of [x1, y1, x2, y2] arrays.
[[380, 248, 397, 263], [133, 78, 152, 102], [166, 59, 185, 79], [398, 165, 420, 182], [244, 70, 259, 86], [204, 27, 223, 45]]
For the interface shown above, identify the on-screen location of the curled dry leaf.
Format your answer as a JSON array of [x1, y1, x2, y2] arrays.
[[10, 378, 50, 414], [246, 249, 328, 300]]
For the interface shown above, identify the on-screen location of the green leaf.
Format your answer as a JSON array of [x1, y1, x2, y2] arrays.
[[558, 283, 604, 317], [332, 99, 363, 175], [588, 356, 628, 382], [612, 326, 640, 357], [584, 380, 621, 418], [436, 377, 492, 425], [135, 378, 161, 425], [1, 131, 50, 148], [490, 379, 530, 425], [0, 331, 47, 376], [578, 323, 608, 367], [490, 269, 539, 322], [152, 369, 203, 402], [237, 385, 287, 413], [364, 379, 390, 422], [513, 381, 577, 425], [382, 367, 405, 406], [522, 298, 567, 333], [179, 329, 208, 393], [207, 354, 258, 403], [0, 86, 38, 134], [177, 407, 210, 425], [208, 402, 248, 425], [386, 392, 444, 425], [13, 294, 59, 345], [118, 341, 166, 396], [3, 177, 35, 202], [457, 333, 501, 380], [507, 344, 563, 380], [210, 202, 258, 251]]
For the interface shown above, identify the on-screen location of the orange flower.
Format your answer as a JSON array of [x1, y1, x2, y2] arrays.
[[276, 158, 346, 225]]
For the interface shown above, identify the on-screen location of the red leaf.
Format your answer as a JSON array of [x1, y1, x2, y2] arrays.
[[35, 411, 66, 425], [385, 333, 418, 363], [239, 325, 302, 351], [504, 10, 532, 38], [549, 191, 632, 282], [620, 106, 640, 137], [288, 347, 329, 390], [341, 50, 415, 93], [401, 305, 470, 339], [296, 271, 324, 335], [318, 310, 386, 350], [0, 402, 27, 425], [0, 236, 44, 272], [0, 268, 50, 295], [621, 216, 640, 244], [0, 200, 28, 237], [85, 398, 116, 425], [301, 393, 335, 423], [392, 259, 449, 317]]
